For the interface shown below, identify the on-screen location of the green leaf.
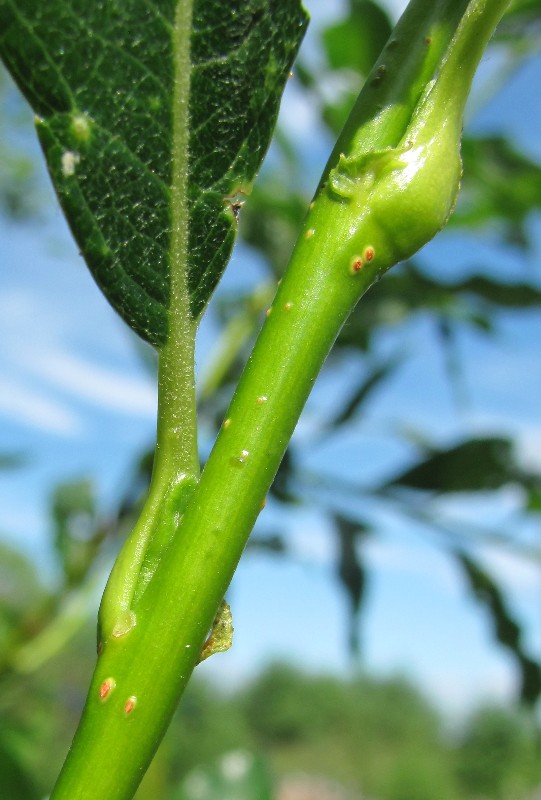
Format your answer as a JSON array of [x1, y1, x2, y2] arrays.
[[322, 0, 392, 77], [0, 1, 308, 346], [0, 733, 40, 800], [336, 264, 541, 353], [0, 542, 49, 664], [334, 513, 369, 655], [269, 446, 298, 505], [240, 180, 308, 275], [51, 479, 99, 588], [457, 136, 541, 245], [457, 551, 541, 704], [497, 0, 541, 40], [0, 452, 25, 470], [455, 275, 541, 308], [386, 437, 517, 493], [322, 90, 360, 136], [329, 357, 401, 428]]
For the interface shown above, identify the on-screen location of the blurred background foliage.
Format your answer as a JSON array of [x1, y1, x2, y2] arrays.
[[1, 0, 541, 797]]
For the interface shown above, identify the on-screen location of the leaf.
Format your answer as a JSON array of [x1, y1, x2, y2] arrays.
[[386, 437, 517, 493], [0, 452, 26, 470], [0, 66, 41, 220], [334, 514, 369, 656], [455, 275, 541, 309], [322, 90, 361, 136], [240, 181, 308, 275], [51, 479, 100, 588], [457, 136, 541, 245], [322, 0, 392, 77], [318, 0, 391, 134], [0, 1, 308, 346], [336, 263, 541, 353], [269, 447, 298, 504], [329, 357, 401, 428], [245, 533, 286, 555], [456, 551, 541, 704], [0, 733, 40, 800], [497, 0, 541, 40]]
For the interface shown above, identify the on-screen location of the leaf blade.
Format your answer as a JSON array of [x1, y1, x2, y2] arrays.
[[0, 0, 308, 345]]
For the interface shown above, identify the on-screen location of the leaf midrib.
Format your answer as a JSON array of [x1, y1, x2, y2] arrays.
[[151, 0, 200, 483], [170, 0, 195, 337]]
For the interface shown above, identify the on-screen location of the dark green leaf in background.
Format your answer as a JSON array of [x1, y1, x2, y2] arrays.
[[322, 0, 391, 76], [334, 513, 369, 656], [387, 437, 517, 493], [329, 357, 401, 428], [0, 67, 40, 220], [496, 0, 541, 42], [457, 552, 541, 704], [51, 480, 100, 589], [387, 435, 540, 502], [335, 263, 541, 353], [319, 0, 391, 134], [457, 136, 541, 245], [0, 732, 40, 800], [0, 452, 25, 470], [0, 0, 308, 346]]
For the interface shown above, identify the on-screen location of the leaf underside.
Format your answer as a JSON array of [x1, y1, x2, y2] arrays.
[[0, 0, 308, 346]]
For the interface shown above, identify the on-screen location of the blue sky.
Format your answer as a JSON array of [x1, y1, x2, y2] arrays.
[[0, 0, 540, 718]]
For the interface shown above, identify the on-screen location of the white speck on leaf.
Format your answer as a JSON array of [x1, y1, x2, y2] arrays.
[[61, 150, 80, 177]]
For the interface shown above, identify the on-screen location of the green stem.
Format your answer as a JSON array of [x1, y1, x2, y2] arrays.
[[50, 2, 510, 798], [97, 0, 199, 640]]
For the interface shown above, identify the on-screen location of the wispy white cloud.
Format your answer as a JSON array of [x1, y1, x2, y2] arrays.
[[477, 544, 540, 598], [364, 537, 462, 595], [23, 349, 156, 417], [1, 282, 155, 423], [0, 376, 82, 435], [292, 514, 335, 565]]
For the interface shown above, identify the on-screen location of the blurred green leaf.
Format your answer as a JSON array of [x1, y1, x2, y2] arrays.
[[0, 66, 40, 220], [525, 484, 541, 513], [334, 514, 369, 656], [457, 551, 541, 704], [496, 0, 541, 42], [318, 1, 392, 135], [322, 89, 361, 136], [457, 136, 541, 245], [240, 182, 308, 275], [322, 0, 392, 76], [246, 534, 286, 555], [0, 543, 50, 669], [0, 732, 39, 800], [336, 264, 541, 353], [452, 274, 541, 308], [329, 357, 401, 428], [387, 437, 517, 493], [269, 448, 298, 505], [0, 453, 26, 470], [51, 479, 100, 588]]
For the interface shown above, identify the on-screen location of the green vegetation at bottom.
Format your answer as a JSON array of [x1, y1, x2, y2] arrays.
[[3, 605, 538, 800]]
